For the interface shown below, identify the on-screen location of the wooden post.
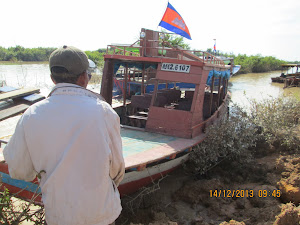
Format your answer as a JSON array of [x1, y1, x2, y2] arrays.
[[123, 63, 128, 106], [190, 84, 199, 113], [100, 59, 114, 105], [219, 77, 224, 101], [141, 64, 145, 94], [162, 41, 165, 58], [224, 79, 228, 97], [209, 76, 215, 115], [217, 77, 221, 106], [150, 79, 159, 106]]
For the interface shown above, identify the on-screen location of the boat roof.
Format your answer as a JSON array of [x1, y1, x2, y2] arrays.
[[281, 64, 300, 68]]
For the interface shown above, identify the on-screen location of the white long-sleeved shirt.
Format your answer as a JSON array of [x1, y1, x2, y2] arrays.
[[3, 83, 125, 225]]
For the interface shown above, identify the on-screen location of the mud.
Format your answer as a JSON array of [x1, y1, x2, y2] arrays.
[[117, 147, 300, 225], [273, 203, 300, 225], [276, 156, 300, 204]]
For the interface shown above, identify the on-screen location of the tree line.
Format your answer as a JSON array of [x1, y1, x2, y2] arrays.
[[0, 45, 295, 74], [206, 49, 292, 74], [0, 46, 56, 62], [0, 46, 107, 66]]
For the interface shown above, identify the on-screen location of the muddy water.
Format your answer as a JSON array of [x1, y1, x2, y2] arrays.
[[0, 63, 101, 140], [0, 64, 299, 140], [0, 63, 101, 96], [229, 71, 300, 107]]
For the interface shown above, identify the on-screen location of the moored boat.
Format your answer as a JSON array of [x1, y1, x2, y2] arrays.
[[0, 28, 232, 203], [271, 64, 300, 88]]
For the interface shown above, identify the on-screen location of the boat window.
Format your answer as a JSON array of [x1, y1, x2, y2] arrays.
[[113, 65, 157, 100], [152, 82, 195, 112]]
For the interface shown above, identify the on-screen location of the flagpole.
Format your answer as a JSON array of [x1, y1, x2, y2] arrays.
[[213, 39, 216, 56]]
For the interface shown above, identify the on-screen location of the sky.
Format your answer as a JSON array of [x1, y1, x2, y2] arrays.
[[2, 0, 300, 61]]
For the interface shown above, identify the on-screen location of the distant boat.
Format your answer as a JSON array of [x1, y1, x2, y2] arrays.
[[0, 28, 232, 202], [216, 56, 241, 75], [232, 65, 241, 75], [271, 64, 300, 88]]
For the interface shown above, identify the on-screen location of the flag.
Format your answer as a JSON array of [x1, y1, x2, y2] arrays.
[[213, 39, 216, 54], [158, 3, 192, 40]]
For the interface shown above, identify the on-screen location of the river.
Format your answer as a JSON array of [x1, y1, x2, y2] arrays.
[[0, 63, 299, 140]]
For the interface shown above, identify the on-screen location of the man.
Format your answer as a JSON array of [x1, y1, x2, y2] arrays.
[[4, 46, 125, 225]]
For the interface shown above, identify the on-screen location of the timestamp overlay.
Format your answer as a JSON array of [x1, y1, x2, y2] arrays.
[[209, 189, 281, 198]]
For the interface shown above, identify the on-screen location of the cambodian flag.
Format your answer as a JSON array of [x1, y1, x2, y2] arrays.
[[158, 3, 192, 40]]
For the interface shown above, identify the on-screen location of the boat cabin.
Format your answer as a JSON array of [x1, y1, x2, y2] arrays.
[[101, 28, 231, 138]]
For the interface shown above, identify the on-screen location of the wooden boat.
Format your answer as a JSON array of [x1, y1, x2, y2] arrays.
[[0, 28, 231, 204], [271, 64, 300, 88]]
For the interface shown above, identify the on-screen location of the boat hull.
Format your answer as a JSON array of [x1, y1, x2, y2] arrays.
[[0, 151, 189, 203], [119, 154, 189, 196]]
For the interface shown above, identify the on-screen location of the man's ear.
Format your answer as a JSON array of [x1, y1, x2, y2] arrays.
[[51, 75, 57, 84], [76, 72, 88, 88]]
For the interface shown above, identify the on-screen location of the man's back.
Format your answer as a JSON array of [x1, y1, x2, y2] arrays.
[[4, 84, 124, 225]]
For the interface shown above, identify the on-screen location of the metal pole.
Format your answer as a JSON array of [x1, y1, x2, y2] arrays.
[[213, 39, 216, 56]]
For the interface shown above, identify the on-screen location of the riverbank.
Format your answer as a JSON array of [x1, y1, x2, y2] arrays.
[[117, 136, 300, 225]]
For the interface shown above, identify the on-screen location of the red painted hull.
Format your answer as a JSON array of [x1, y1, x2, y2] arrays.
[[118, 165, 180, 197]]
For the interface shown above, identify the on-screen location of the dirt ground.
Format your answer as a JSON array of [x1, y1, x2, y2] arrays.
[[116, 145, 300, 225]]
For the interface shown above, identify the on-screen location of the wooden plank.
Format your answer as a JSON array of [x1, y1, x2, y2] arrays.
[[0, 88, 40, 101], [104, 54, 205, 67], [0, 86, 44, 103], [0, 100, 13, 109], [137, 111, 148, 116], [128, 115, 148, 120], [22, 94, 45, 102], [0, 103, 30, 121], [156, 70, 202, 84], [0, 86, 18, 93]]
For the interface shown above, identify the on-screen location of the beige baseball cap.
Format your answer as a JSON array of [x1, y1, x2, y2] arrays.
[[49, 45, 89, 76]]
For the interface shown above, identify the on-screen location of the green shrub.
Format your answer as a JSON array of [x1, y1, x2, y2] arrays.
[[248, 96, 300, 152], [0, 186, 45, 224], [184, 103, 259, 175]]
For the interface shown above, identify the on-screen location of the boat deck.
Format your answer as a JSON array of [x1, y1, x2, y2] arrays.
[[121, 127, 205, 170]]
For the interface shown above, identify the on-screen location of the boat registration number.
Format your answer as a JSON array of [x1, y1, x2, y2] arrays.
[[161, 63, 191, 73]]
